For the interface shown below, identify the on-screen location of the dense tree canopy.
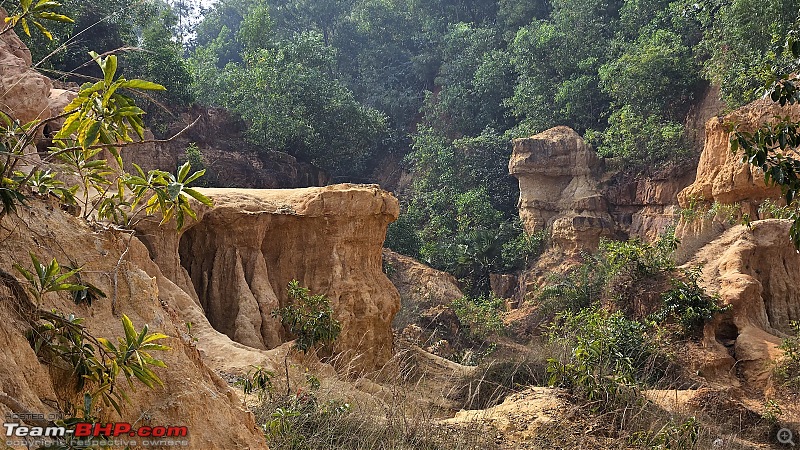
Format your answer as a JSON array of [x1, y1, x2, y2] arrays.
[[19, 0, 800, 292]]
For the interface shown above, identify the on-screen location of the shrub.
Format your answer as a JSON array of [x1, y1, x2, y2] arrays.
[[587, 106, 688, 167], [650, 267, 729, 338], [546, 308, 663, 405], [598, 231, 677, 281], [758, 198, 794, 219], [451, 294, 506, 341], [272, 281, 341, 354], [384, 212, 423, 258], [775, 321, 800, 392], [534, 259, 605, 316]]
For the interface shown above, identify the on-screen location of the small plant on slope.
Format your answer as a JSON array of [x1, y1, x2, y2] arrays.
[[272, 280, 341, 394]]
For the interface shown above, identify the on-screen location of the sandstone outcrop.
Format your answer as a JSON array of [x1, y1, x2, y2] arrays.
[[383, 249, 463, 313], [383, 249, 465, 354], [606, 164, 696, 241], [125, 107, 329, 189], [0, 200, 269, 450], [137, 185, 401, 372], [678, 98, 800, 214], [0, 9, 52, 125], [687, 220, 800, 388], [510, 126, 697, 251], [509, 126, 617, 251]]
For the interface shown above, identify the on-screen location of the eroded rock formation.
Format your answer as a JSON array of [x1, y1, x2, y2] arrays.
[[0, 17, 402, 448], [138, 185, 401, 372], [606, 165, 696, 241], [678, 98, 800, 214], [509, 126, 617, 251], [687, 220, 800, 388], [124, 107, 329, 189], [383, 249, 463, 313], [0, 200, 268, 449], [509, 126, 695, 253], [0, 9, 51, 125]]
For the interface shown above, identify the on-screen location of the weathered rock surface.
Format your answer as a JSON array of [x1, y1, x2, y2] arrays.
[[125, 107, 329, 189], [509, 126, 695, 253], [138, 185, 401, 372], [383, 249, 463, 312], [687, 220, 800, 388], [678, 98, 800, 214], [606, 164, 696, 241], [0, 10, 52, 125], [383, 249, 466, 354], [509, 126, 617, 251], [0, 200, 268, 450]]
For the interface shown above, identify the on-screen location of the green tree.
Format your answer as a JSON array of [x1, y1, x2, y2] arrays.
[[599, 29, 701, 120], [426, 23, 514, 137], [402, 127, 534, 295], [700, 0, 799, 106], [587, 105, 688, 165], [124, 3, 194, 130], [191, 4, 386, 178]]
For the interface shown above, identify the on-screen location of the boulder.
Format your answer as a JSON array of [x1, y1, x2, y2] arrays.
[[383, 249, 463, 311], [509, 126, 616, 252], [382, 249, 468, 353], [137, 185, 401, 372]]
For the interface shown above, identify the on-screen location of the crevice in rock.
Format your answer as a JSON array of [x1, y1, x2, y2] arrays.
[[715, 319, 739, 358]]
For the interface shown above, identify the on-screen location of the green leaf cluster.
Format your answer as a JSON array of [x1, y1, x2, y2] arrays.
[[650, 267, 730, 337], [27, 311, 169, 416], [1, 0, 74, 40], [451, 294, 506, 341], [13, 252, 85, 305], [272, 280, 342, 354]]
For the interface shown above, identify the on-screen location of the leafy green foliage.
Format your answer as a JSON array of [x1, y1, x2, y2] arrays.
[[729, 36, 800, 247], [699, 0, 799, 106], [546, 308, 662, 405], [403, 128, 532, 295], [27, 311, 169, 416], [54, 52, 165, 155], [775, 321, 800, 392], [121, 161, 212, 229], [426, 23, 513, 136], [123, 3, 195, 127], [533, 231, 677, 317], [650, 267, 730, 337], [535, 261, 605, 315], [183, 142, 207, 184], [191, 7, 387, 178], [451, 294, 506, 341], [599, 30, 700, 120], [261, 392, 352, 450], [237, 365, 276, 402], [1, 0, 74, 40], [587, 105, 688, 166], [384, 212, 423, 257], [0, 43, 211, 229], [272, 280, 342, 354], [758, 198, 794, 219], [13, 253, 86, 305], [598, 233, 677, 281]]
